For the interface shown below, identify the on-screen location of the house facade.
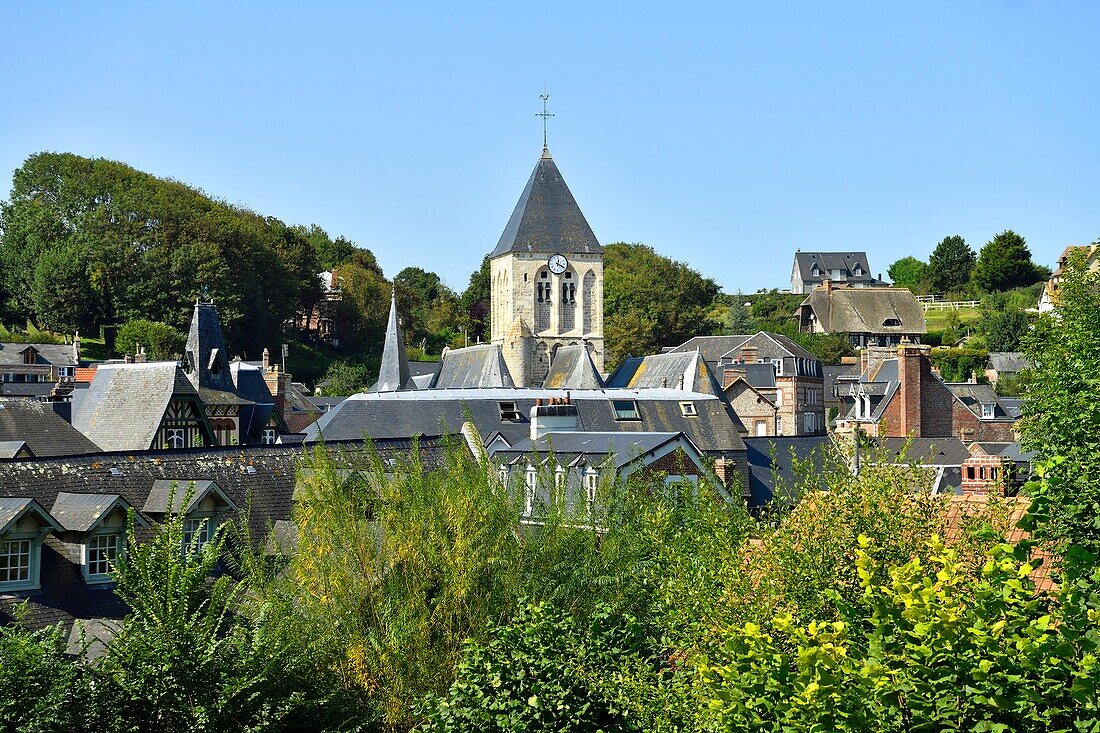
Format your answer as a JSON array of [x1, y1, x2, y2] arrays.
[[791, 251, 881, 294], [796, 282, 926, 348], [0, 338, 80, 385]]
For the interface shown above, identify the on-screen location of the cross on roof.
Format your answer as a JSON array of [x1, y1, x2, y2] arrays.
[[536, 93, 554, 156]]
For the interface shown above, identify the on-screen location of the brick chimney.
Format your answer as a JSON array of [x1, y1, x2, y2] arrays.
[[739, 345, 759, 364], [897, 342, 931, 437], [263, 364, 291, 417], [722, 366, 747, 390], [861, 346, 895, 377], [822, 278, 832, 293]]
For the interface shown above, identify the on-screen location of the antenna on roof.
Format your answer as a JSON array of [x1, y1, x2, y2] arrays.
[[536, 90, 554, 158]]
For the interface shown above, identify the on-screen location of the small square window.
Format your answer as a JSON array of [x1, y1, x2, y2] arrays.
[[679, 401, 698, 417], [611, 400, 640, 421], [184, 517, 212, 552], [981, 404, 995, 419]]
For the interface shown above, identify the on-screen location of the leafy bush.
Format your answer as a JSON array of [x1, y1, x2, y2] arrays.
[[0, 615, 90, 733], [114, 319, 185, 360], [701, 536, 1100, 733], [424, 602, 651, 733]]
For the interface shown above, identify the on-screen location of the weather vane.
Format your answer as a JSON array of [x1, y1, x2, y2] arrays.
[[536, 92, 554, 154]]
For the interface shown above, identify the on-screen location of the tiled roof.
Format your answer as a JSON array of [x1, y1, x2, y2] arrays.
[[0, 398, 101, 457], [490, 153, 602, 257], [793, 252, 877, 284], [743, 435, 837, 507], [50, 492, 141, 533], [946, 383, 1016, 421], [986, 352, 1031, 374], [667, 335, 751, 366]]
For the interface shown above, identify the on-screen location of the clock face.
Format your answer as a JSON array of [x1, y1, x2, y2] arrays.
[[548, 253, 569, 274]]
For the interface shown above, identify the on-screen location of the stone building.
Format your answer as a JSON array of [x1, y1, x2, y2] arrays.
[[489, 145, 604, 386]]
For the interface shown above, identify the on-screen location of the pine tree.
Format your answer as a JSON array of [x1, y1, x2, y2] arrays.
[[926, 235, 975, 294], [972, 230, 1042, 292]]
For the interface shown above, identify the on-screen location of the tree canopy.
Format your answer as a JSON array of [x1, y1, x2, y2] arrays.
[[972, 230, 1044, 292], [886, 255, 927, 291], [603, 243, 721, 364], [926, 235, 976, 294]]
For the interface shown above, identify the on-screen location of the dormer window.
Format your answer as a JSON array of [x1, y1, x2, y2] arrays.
[[22, 348, 37, 365], [679, 401, 698, 417], [981, 403, 995, 419], [143, 480, 239, 556], [0, 498, 63, 591], [853, 265, 862, 275], [50, 492, 147, 584], [611, 399, 640, 421], [882, 318, 902, 328]]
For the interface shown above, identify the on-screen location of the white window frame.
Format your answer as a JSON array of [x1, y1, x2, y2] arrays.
[[524, 466, 537, 516], [183, 514, 215, 553], [981, 403, 995, 419], [611, 399, 640, 421], [584, 468, 598, 512], [166, 428, 186, 449], [84, 532, 123, 583], [776, 416, 783, 435], [679, 401, 698, 417], [261, 428, 277, 445], [0, 536, 37, 590]]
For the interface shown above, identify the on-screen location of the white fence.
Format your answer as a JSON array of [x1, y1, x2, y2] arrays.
[[922, 300, 981, 312]]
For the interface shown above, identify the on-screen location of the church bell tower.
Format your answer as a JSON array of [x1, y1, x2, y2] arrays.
[[489, 143, 605, 387]]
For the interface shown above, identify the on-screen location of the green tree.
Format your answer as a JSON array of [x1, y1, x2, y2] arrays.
[[1020, 249, 1100, 560], [115, 320, 186, 360], [603, 243, 720, 366], [318, 359, 373, 395], [0, 614, 90, 732], [981, 307, 1029, 352], [460, 255, 491, 343], [973, 230, 1043, 292], [886, 255, 927, 291], [30, 242, 99, 333], [927, 235, 976, 294], [725, 293, 755, 334]]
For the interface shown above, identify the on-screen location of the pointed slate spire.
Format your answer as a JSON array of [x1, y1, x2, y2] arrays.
[[184, 297, 235, 393], [489, 151, 602, 258], [376, 287, 410, 392]]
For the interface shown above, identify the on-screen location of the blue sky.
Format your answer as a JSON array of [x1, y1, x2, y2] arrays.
[[1, 2, 1096, 293]]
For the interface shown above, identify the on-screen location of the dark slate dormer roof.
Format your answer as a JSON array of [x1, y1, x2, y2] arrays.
[[50, 492, 147, 533], [72, 363, 197, 452], [433, 344, 516, 389], [945, 384, 1016, 421], [374, 289, 412, 393], [793, 252, 877, 285], [543, 345, 604, 389], [0, 497, 63, 534], [144, 479, 238, 514], [184, 301, 236, 394], [0, 398, 101, 457], [489, 153, 602, 258]]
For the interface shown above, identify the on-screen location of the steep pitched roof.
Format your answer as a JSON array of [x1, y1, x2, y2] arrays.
[[375, 289, 411, 392], [50, 492, 146, 533], [490, 152, 602, 258], [946, 383, 1016, 421], [433, 344, 516, 389], [793, 252, 876, 284], [0, 398, 101, 457], [71, 363, 196, 452], [667, 335, 752, 366], [542, 345, 604, 389], [183, 301, 236, 393], [799, 287, 926, 335], [986, 352, 1030, 374], [605, 352, 723, 397]]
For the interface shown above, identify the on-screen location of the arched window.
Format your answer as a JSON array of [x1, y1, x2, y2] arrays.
[[561, 269, 576, 331], [582, 270, 596, 333], [534, 268, 551, 331]]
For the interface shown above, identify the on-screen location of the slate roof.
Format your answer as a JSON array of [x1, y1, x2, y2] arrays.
[[823, 364, 859, 401], [799, 287, 926, 335], [0, 441, 31, 459], [743, 435, 836, 508], [999, 398, 1024, 419], [0, 439, 449, 632], [71, 363, 195, 452], [605, 352, 723, 397], [433, 344, 516, 389], [946, 383, 1016, 420], [0, 497, 64, 534], [184, 301, 236, 394], [375, 289, 411, 392], [718, 332, 820, 363], [0, 343, 77, 367], [50, 492, 143, 533], [229, 361, 280, 439], [986, 352, 1031, 374], [306, 388, 746, 455], [792, 252, 878, 286], [0, 398, 101, 457], [144, 479, 237, 514], [870, 437, 972, 466], [490, 152, 602, 257], [543, 345, 604, 389], [667, 335, 752, 367]]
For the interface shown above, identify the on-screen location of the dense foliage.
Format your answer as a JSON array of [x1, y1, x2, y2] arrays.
[[603, 242, 721, 364], [972, 230, 1046, 292], [115, 319, 186, 360], [886, 255, 927, 291], [926, 234, 976, 294], [1020, 250, 1100, 561]]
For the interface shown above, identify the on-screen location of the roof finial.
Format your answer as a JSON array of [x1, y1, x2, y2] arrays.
[[536, 91, 554, 158]]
